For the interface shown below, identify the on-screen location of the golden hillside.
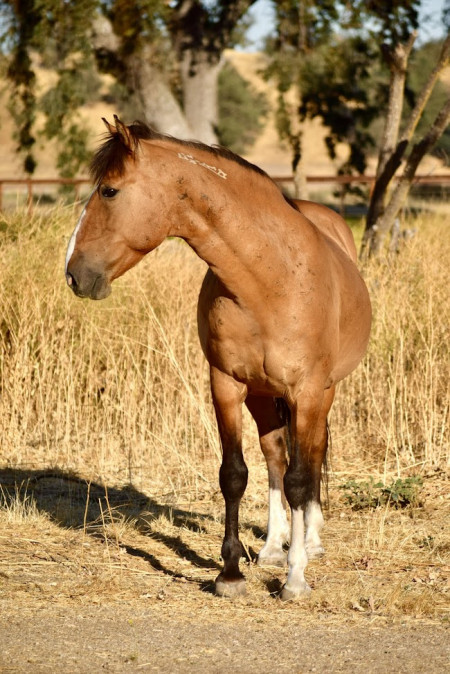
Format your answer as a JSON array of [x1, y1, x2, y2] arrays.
[[0, 51, 447, 180]]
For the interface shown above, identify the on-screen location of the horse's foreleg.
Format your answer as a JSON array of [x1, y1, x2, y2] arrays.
[[246, 395, 289, 567], [211, 368, 248, 598], [281, 385, 335, 601]]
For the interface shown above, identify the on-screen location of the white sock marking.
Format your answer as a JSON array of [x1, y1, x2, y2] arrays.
[[259, 488, 289, 562], [284, 507, 310, 595], [305, 501, 324, 553]]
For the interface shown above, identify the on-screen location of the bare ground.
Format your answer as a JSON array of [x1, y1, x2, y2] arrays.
[[1, 604, 449, 673], [0, 469, 448, 673]]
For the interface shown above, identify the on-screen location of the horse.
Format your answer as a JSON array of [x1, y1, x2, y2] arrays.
[[65, 116, 371, 601]]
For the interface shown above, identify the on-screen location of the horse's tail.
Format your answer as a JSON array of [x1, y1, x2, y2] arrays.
[[275, 397, 291, 427], [322, 420, 332, 510], [275, 397, 291, 454]]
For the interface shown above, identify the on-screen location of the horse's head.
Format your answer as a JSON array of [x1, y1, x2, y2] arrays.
[[65, 116, 171, 299]]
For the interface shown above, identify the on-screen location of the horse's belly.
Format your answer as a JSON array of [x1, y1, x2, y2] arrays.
[[332, 273, 372, 382], [207, 331, 336, 398]]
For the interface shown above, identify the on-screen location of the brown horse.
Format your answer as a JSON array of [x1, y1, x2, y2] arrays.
[[66, 117, 371, 601]]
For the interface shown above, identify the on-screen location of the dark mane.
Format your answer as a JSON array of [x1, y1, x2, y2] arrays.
[[284, 195, 300, 211], [90, 120, 270, 185]]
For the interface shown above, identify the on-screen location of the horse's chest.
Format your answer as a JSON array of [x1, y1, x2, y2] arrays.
[[199, 296, 301, 395], [205, 299, 262, 367]]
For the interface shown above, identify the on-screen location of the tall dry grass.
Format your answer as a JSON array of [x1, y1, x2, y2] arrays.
[[334, 216, 449, 475], [0, 206, 448, 499]]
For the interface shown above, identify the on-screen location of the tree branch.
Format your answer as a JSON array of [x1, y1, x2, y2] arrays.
[[170, 0, 258, 57], [369, 95, 450, 255], [376, 32, 417, 180], [401, 34, 450, 144], [362, 31, 450, 256]]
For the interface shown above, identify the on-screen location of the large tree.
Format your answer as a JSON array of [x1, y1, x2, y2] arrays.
[[263, 0, 339, 198], [1, 0, 99, 176], [93, 1, 258, 143], [361, 29, 450, 256], [265, 0, 450, 255], [1, 0, 258, 175]]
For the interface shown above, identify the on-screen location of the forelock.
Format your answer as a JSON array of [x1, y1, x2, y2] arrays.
[[89, 121, 153, 184]]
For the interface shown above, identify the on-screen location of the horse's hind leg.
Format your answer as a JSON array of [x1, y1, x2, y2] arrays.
[[245, 395, 290, 567], [210, 367, 248, 598], [282, 385, 335, 601]]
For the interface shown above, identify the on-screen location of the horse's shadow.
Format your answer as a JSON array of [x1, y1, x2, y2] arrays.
[[0, 467, 260, 590]]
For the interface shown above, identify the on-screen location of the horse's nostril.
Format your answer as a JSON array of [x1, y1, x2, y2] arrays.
[[66, 272, 76, 288]]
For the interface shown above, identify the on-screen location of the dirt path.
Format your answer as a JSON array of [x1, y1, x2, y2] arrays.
[[1, 603, 449, 673]]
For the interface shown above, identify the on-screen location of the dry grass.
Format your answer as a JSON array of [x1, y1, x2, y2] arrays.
[[0, 205, 448, 626], [0, 471, 448, 627], [335, 215, 449, 474]]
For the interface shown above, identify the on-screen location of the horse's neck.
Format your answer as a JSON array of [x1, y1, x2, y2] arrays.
[[153, 138, 307, 299], [179, 175, 296, 299]]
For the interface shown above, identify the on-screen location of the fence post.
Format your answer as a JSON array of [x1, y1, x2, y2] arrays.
[[75, 181, 81, 204], [26, 179, 33, 214]]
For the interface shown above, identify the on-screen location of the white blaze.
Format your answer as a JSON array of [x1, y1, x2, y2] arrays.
[[65, 207, 86, 274]]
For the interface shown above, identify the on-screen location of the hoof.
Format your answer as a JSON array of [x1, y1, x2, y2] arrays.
[[257, 552, 287, 568], [280, 582, 312, 602], [215, 575, 247, 598], [306, 544, 325, 560]]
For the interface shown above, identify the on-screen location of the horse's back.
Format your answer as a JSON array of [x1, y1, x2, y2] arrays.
[[293, 200, 357, 262]]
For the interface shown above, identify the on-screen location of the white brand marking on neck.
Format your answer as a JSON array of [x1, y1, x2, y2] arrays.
[[177, 152, 227, 179]]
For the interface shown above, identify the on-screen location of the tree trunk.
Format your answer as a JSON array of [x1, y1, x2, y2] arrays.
[[364, 34, 417, 234], [169, 0, 259, 143], [361, 32, 450, 258], [288, 122, 308, 200], [93, 2, 258, 145], [92, 15, 193, 138], [293, 154, 309, 199], [126, 53, 193, 138], [368, 96, 450, 255], [180, 51, 222, 143]]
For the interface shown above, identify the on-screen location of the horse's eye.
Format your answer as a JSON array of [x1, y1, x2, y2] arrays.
[[101, 186, 119, 198]]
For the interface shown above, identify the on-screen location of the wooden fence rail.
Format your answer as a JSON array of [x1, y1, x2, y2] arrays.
[[272, 174, 450, 185], [0, 178, 91, 212], [1, 174, 449, 213]]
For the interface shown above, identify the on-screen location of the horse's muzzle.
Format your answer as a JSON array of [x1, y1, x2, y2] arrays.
[[66, 263, 111, 300]]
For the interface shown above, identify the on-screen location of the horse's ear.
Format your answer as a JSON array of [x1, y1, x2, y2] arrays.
[[102, 117, 116, 136], [113, 114, 135, 152], [101, 116, 135, 152]]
